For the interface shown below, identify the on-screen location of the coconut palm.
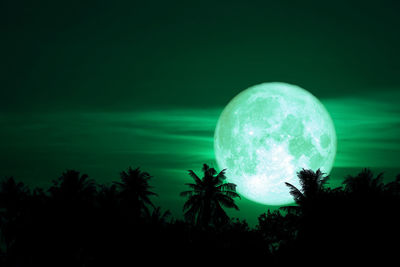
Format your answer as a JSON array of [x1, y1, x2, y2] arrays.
[[284, 168, 329, 207], [49, 170, 97, 202], [114, 167, 157, 219], [343, 168, 384, 195], [180, 164, 240, 227]]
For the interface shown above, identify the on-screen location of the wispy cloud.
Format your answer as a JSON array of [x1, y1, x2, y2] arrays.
[[1, 93, 399, 187], [322, 93, 400, 167], [1, 94, 399, 223], [0, 109, 220, 186]]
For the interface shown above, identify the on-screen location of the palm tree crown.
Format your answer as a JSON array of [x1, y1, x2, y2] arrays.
[[114, 167, 157, 218], [49, 170, 96, 202], [285, 168, 329, 206], [180, 164, 240, 227], [343, 168, 384, 195]]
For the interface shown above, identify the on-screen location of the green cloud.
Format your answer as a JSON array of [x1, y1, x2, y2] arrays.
[[1, 92, 400, 224]]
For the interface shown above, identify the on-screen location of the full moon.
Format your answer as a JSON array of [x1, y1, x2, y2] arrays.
[[214, 82, 337, 205]]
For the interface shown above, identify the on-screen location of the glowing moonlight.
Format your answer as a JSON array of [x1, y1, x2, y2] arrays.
[[214, 82, 336, 205]]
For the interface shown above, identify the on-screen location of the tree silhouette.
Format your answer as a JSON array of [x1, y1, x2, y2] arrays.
[[97, 184, 119, 211], [0, 177, 29, 215], [0, 166, 399, 265], [384, 174, 400, 196], [49, 170, 96, 203], [114, 167, 157, 219], [257, 209, 298, 253], [284, 168, 329, 210], [0, 177, 29, 253], [180, 164, 240, 227], [343, 168, 384, 195], [42, 170, 97, 266], [146, 206, 171, 226]]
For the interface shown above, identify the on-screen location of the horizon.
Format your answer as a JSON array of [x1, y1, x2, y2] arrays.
[[2, 0, 400, 226]]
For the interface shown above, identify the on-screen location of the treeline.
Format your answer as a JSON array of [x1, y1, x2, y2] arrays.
[[0, 165, 399, 266]]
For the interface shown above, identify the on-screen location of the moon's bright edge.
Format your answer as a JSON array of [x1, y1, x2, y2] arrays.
[[214, 82, 337, 205]]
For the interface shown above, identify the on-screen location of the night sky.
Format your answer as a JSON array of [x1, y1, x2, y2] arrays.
[[2, 0, 400, 225]]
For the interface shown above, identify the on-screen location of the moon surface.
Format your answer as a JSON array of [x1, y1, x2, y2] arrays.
[[214, 82, 337, 205]]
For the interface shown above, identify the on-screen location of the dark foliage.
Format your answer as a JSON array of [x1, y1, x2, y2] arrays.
[[0, 166, 399, 266], [180, 164, 240, 227], [279, 168, 400, 265]]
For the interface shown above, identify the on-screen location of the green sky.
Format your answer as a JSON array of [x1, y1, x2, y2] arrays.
[[1, 0, 400, 225]]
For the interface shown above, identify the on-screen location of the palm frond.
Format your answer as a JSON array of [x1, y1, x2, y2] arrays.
[[183, 195, 201, 211], [187, 170, 202, 185], [218, 183, 237, 192], [184, 183, 201, 190], [218, 195, 240, 210], [285, 182, 304, 203], [221, 190, 241, 199], [216, 169, 227, 182], [180, 190, 194, 197]]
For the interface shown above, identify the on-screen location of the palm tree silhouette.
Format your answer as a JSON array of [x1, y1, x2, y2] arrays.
[[114, 167, 157, 219], [146, 206, 171, 226], [343, 168, 384, 195], [180, 164, 240, 227], [49, 170, 96, 202], [284, 168, 329, 207]]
